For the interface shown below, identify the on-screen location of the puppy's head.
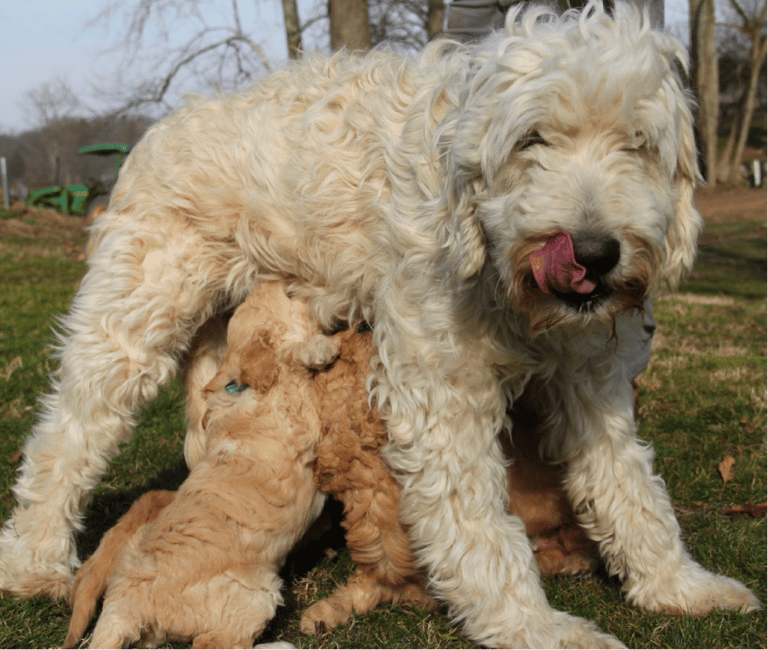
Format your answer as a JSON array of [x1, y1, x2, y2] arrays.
[[202, 326, 279, 428], [435, 0, 702, 332]]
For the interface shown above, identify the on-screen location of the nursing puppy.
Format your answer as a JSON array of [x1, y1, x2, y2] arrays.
[[64, 283, 334, 648]]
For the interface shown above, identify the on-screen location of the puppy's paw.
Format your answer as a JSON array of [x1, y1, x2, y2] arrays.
[[284, 335, 341, 370], [300, 597, 354, 636]]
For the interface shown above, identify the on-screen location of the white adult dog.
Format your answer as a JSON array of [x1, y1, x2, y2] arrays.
[[1, 1, 758, 646]]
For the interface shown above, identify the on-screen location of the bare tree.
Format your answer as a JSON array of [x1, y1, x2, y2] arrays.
[[89, 0, 380, 111], [22, 76, 81, 128], [368, 0, 427, 50], [20, 77, 83, 186], [717, 0, 766, 184], [282, 0, 303, 57], [89, 0, 274, 115]]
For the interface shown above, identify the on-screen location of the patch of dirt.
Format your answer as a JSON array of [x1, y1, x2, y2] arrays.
[[659, 294, 736, 306], [694, 185, 766, 224], [0, 204, 88, 259]]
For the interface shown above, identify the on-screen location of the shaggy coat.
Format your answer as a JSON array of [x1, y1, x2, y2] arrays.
[[1, 2, 758, 647]]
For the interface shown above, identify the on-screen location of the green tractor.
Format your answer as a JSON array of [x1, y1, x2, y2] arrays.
[[27, 143, 130, 216]]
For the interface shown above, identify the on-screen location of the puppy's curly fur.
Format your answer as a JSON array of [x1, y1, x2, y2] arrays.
[[63, 283, 334, 648]]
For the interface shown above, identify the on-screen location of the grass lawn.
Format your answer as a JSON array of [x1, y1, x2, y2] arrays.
[[0, 193, 765, 648]]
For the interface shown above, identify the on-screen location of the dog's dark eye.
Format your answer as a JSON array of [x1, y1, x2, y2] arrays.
[[517, 131, 547, 152], [225, 381, 249, 395], [623, 131, 647, 152]]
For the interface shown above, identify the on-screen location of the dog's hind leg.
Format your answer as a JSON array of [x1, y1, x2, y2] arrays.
[[0, 219, 244, 598]]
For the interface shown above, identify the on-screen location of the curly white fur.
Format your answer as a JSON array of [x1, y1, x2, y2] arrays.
[[0, 1, 758, 646]]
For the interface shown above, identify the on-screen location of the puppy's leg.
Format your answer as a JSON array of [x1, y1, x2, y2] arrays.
[[561, 378, 761, 616], [301, 568, 435, 634], [0, 219, 239, 597], [88, 591, 146, 649], [302, 451, 434, 633], [63, 490, 174, 649]]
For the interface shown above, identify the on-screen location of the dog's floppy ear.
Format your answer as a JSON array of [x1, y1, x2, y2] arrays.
[[437, 117, 488, 281], [241, 335, 279, 393], [659, 68, 704, 292], [446, 179, 487, 280]]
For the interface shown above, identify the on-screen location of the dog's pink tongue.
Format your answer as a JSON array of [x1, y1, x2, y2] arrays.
[[529, 231, 597, 295]]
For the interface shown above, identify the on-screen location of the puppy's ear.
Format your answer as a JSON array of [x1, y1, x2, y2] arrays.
[[660, 78, 704, 291], [241, 338, 279, 393]]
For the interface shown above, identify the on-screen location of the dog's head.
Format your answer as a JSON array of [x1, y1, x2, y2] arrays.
[[436, 0, 702, 331]]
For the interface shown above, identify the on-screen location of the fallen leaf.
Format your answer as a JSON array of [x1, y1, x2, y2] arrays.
[[740, 416, 756, 432], [3, 356, 22, 380], [718, 453, 736, 484]]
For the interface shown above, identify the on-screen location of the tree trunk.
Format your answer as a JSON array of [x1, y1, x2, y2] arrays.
[[726, 33, 767, 184], [717, 109, 739, 180], [689, 0, 720, 186], [282, 0, 302, 58], [329, 0, 372, 51], [427, 0, 445, 39]]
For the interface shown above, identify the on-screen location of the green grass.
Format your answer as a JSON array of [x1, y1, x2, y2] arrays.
[[0, 204, 765, 648]]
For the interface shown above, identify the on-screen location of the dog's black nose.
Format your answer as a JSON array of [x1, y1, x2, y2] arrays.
[[571, 234, 621, 277]]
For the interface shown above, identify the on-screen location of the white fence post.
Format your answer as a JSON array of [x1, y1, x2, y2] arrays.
[[0, 157, 9, 210]]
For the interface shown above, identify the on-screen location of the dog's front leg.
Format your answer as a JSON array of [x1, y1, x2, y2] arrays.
[[378, 363, 624, 648], [561, 376, 761, 616]]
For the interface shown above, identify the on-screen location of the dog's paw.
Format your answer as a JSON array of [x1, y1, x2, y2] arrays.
[[628, 562, 761, 616], [515, 612, 625, 649], [558, 623, 626, 649], [0, 537, 73, 599]]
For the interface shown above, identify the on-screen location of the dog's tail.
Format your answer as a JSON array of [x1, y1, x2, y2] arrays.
[[62, 490, 175, 648]]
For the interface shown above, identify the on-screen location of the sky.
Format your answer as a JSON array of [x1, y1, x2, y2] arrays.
[[0, 0, 692, 135]]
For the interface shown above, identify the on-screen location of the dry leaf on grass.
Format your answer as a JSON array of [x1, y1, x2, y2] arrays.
[[740, 416, 756, 432], [3, 356, 22, 380], [718, 453, 736, 484]]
